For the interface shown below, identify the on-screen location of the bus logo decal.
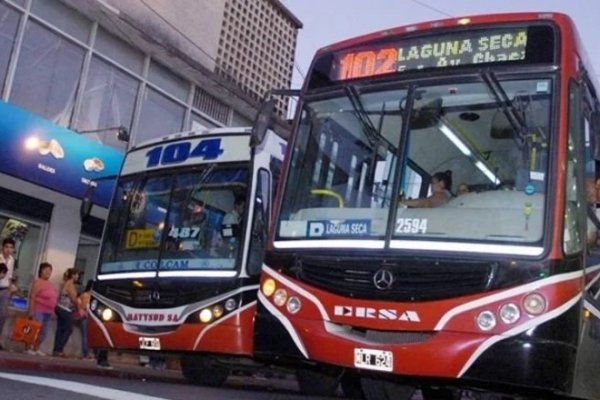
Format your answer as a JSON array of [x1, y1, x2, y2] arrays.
[[373, 268, 394, 290], [150, 290, 160, 302], [333, 305, 420, 322]]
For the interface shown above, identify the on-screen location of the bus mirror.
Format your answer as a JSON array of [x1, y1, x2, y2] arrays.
[[251, 98, 276, 147], [410, 97, 442, 130], [490, 110, 514, 139], [80, 185, 95, 221]]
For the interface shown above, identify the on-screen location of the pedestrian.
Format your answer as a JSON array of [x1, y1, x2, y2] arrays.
[[74, 279, 94, 359], [52, 267, 81, 357], [96, 349, 112, 369], [0, 238, 16, 349], [26, 262, 57, 356]]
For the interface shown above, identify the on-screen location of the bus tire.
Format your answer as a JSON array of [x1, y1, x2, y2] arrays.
[[296, 367, 342, 396], [180, 355, 229, 387], [361, 378, 416, 400]]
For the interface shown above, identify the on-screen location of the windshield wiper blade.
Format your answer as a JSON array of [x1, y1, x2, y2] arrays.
[[343, 84, 381, 147]]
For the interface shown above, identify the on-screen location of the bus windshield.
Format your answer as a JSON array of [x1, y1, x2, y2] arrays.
[[99, 165, 249, 275], [277, 76, 552, 247]]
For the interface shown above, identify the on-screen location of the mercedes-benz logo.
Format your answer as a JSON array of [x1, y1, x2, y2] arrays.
[[373, 268, 394, 290], [149, 290, 160, 302]]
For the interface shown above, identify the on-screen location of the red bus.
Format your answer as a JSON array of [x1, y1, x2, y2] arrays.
[[87, 127, 285, 386], [255, 12, 600, 400]]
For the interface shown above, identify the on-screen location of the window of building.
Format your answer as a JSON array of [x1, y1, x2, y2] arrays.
[[190, 112, 219, 131], [94, 27, 145, 74], [136, 87, 185, 143], [11, 21, 85, 125], [0, 3, 20, 95], [75, 56, 139, 148], [148, 60, 189, 102], [30, 0, 91, 43]]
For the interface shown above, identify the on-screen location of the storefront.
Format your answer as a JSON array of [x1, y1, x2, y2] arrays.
[[0, 100, 123, 294]]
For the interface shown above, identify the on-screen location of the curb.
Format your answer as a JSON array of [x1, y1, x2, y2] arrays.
[[0, 354, 184, 384]]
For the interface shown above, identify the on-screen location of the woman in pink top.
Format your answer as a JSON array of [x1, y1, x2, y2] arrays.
[[26, 262, 57, 355]]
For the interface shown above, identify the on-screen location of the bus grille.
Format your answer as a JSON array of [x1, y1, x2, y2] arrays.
[[101, 283, 234, 308], [296, 258, 493, 302]]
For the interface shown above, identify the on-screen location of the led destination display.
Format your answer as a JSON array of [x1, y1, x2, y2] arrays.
[[324, 24, 554, 82]]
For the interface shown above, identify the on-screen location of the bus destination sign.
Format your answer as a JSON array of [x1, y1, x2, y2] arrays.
[[332, 27, 530, 81]]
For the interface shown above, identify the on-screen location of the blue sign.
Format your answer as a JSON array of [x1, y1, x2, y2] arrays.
[[0, 101, 124, 208]]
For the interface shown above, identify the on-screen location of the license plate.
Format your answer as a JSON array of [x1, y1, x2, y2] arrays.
[[139, 337, 161, 350], [354, 348, 393, 372]]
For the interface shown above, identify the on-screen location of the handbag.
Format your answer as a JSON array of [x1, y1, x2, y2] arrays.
[[10, 317, 42, 346]]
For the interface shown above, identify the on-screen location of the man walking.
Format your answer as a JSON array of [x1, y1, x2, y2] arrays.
[[0, 238, 15, 349]]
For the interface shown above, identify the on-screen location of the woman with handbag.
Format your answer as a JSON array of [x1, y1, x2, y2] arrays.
[[52, 267, 80, 357], [26, 262, 56, 356]]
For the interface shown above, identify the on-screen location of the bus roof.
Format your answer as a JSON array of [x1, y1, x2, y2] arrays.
[[130, 127, 252, 150]]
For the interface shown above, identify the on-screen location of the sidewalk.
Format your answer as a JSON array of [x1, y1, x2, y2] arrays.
[[0, 348, 185, 383], [0, 349, 302, 393]]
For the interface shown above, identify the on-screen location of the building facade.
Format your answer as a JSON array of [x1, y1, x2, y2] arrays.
[[0, 0, 300, 298]]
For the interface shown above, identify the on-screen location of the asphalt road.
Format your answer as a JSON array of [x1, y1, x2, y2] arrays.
[[0, 369, 338, 400]]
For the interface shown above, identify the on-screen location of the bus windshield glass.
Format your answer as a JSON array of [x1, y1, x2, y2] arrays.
[[277, 76, 552, 246], [99, 165, 249, 274]]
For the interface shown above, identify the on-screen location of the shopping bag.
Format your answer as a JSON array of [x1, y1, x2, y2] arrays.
[[10, 317, 42, 346]]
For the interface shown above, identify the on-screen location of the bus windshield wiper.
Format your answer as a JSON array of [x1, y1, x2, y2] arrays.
[[481, 71, 528, 146], [343, 84, 382, 147]]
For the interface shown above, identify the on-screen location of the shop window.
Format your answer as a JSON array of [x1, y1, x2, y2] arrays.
[[0, 3, 20, 95], [0, 215, 45, 294], [135, 87, 185, 143], [94, 27, 145, 75], [10, 21, 85, 125], [148, 60, 190, 102], [75, 56, 139, 148], [31, 0, 91, 43]]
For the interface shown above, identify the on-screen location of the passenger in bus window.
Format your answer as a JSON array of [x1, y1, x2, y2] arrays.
[[586, 176, 600, 248], [223, 195, 246, 226], [400, 170, 453, 208]]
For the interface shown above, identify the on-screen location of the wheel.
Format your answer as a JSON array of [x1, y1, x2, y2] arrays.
[[341, 370, 365, 399], [296, 367, 343, 396], [180, 355, 229, 387], [361, 378, 417, 400]]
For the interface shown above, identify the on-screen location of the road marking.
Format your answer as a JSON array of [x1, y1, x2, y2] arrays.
[[0, 372, 170, 400]]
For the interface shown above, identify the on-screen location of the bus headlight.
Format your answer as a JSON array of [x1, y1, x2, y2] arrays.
[[101, 308, 114, 322], [523, 293, 546, 315], [224, 298, 237, 311], [499, 303, 520, 324], [476, 310, 496, 331], [273, 289, 288, 307], [286, 297, 301, 314], [261, 279, 276, 297], [90, 299, 98, 312], [212, 305, 224, 319], [199, 308, 213, 323]]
